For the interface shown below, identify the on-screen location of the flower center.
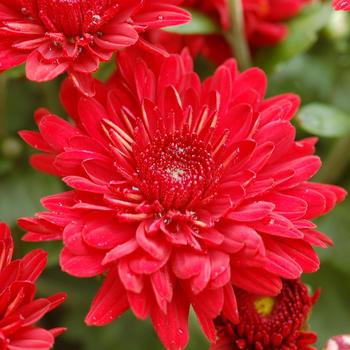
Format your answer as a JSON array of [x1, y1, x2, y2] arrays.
[[254, 296, 275, 316], [134, 132, 218, 210], [37, 0, 118, 36], [216, 280, 315, 350]]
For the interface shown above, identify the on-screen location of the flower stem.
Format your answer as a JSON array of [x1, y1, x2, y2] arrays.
[[0, 75, 8, 138], [226, 0, 252, 70], [314, 136, 350, 184]]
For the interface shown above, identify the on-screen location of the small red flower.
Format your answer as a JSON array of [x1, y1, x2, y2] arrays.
[[19, 48, 345, 350], [333, 0, 350, 10], [0, 222, 66, 350], [0, 0, 190, 94], [211, 279, 318, 350], [149, 0, 310, 64]]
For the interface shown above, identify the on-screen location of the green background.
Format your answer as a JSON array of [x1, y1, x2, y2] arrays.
[[0, 3, 350, 349]]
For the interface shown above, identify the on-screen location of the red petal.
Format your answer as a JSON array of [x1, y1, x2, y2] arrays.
[[39, 115, 80, 151], [136, 222, 171, 261], [60, 248, 104, 277], [227, 201, 275, 221], [19, 249, 47, 282], [127, 290, 151, 320], [8, 328, 54, 350], [85, 268, 129, 325], [26, 51, 68, 82], [150, 289, 190, 350]]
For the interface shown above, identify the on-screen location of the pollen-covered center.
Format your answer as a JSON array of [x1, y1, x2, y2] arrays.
[[134, 132, 217, 210], [36, 0, 118, 36]]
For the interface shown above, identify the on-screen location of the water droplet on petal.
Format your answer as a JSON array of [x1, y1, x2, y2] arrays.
[[92, 14, 101, 24]]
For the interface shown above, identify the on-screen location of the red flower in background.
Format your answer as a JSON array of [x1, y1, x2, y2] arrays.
[[149, 0, 310, 64], [333, 0, 350, 10], [0, 222, 66, 350], [211, 279, 318, 350], [0, 0, 190, 94], [19, 48, 345, 350]]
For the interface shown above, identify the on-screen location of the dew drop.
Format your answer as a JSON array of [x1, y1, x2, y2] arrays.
[[91, 14, 102, 24], [163, 218, 171, 225], [21, 7, 29, 15]]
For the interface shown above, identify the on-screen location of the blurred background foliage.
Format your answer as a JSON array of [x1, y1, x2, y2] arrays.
[[0, 1, 350, 349]]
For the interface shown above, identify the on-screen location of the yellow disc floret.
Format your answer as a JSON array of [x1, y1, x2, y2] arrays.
[[254, 296, 275, 316]]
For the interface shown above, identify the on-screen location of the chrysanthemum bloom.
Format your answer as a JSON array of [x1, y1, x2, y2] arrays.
[[0, 222, 66, 349], [325, 335, 350, 350], [333, 0, 350, 10], [0, 0, 190, 94], [210, 279, 318, 350], [149, 0, 309, 64], [19, 48, 345, 350]]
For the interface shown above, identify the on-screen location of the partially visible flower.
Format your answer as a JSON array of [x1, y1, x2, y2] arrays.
[[325, 335, 350, 350], [19, 47, 345, 350], [0, 222, 66, 350], [0, 0, 190, 94], [149, 0, 310, 64], [333, 0, 350, 10], [211, 279, 318, 350]]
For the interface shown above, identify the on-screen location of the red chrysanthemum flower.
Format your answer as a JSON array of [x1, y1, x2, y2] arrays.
[[0, 222, 66, 350], [149, 0, 309, 64], [210, 279, 318, 350], [19, 48, 345, 350], [333, 0, 350, 10], [0, 0, 190, 94], [325, 335, 350, 350]]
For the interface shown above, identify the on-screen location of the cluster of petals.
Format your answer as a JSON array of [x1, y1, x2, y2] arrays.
[[0, 0, 190, 94], [0, 222, 66, 350], [19, 47, 345, 350], [333, 0, 350, 10], [211, 279, 318, 350], [149, 0, 310, 64]]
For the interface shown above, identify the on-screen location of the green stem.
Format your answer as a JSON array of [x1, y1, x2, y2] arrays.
[[314, 136, 350, 184], [227, 0, 252, 70], [0, 75, 8, 138]]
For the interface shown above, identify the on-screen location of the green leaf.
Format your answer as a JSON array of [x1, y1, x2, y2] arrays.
[[93, 59, 116, 82], [5, 79, 45, 133], [314, 199, 350, 275], [163, 9, 220, 35], [0, 168, 63, 225], [297, 103, 350, 138], [303, 263, 350, 347], [3, 65, 26, 79], [255, 3, 331, 73], [266, 53, 336, 104]]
